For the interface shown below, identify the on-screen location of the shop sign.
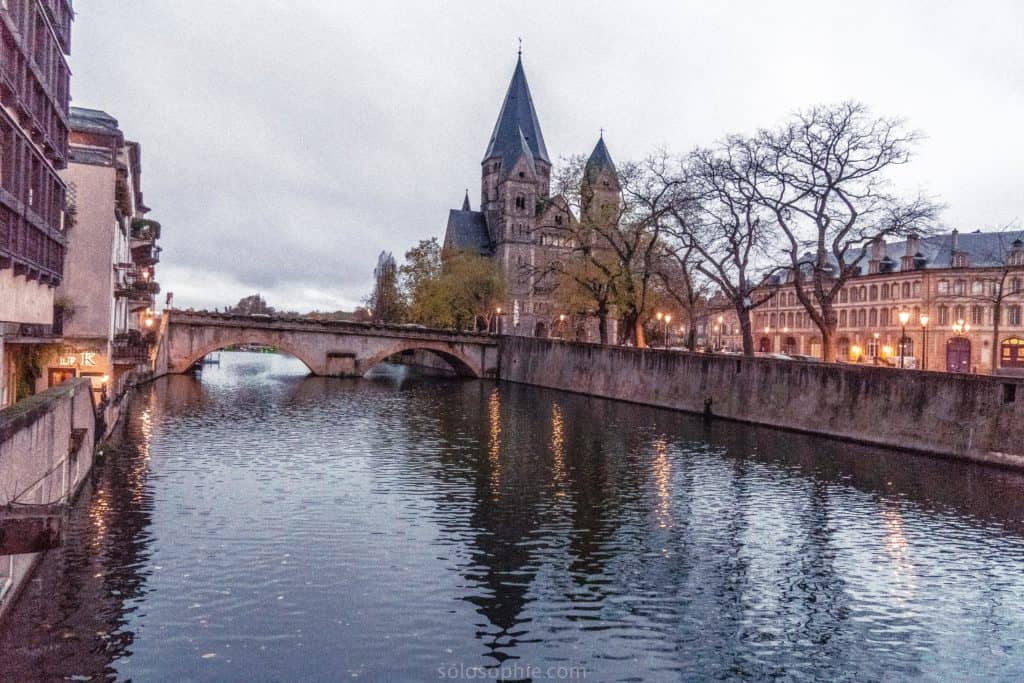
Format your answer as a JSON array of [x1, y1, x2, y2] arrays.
[[58, 351, 99, 368]]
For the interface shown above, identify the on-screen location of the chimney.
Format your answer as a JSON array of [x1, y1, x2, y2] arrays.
[[951, 228, 959, 252], [868, 238, 885, 274], [901, 233, 920, 271]]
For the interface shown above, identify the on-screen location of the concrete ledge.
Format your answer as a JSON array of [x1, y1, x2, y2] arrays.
[[0, 378, 92, 444]]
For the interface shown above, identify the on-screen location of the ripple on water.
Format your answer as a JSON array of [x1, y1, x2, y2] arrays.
[[3, 354, 1024, 681]]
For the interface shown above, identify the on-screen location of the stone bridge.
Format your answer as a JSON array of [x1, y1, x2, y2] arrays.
[[152, 310, 499, 378]]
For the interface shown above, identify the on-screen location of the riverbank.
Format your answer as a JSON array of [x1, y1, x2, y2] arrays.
[[498, 336, 1024, 469]]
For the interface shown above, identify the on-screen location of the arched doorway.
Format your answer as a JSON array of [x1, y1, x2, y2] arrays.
[[838, 337, 851, 361], [946, 337, 971, 373], [1000, 338, 1024, 368], [534, 321, 548, 338], [783, 337, 797, 355], [758, 337, 771, 353]]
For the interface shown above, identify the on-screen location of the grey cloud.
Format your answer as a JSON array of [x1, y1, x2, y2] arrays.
[[69, 0, 1024, 311]]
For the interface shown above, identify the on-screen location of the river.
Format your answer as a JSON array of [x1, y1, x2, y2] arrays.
[[3, 351, 1024, 681]]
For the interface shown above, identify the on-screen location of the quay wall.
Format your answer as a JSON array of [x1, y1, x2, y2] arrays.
[[498, 337, 1024, 468], [0, 379, 97, 621]]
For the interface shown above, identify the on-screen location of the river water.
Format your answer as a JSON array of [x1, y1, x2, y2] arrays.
[[3, 351, 1024, 681]]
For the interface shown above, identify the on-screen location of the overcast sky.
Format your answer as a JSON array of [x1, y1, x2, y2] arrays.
[[69, 1, 1024, 312]]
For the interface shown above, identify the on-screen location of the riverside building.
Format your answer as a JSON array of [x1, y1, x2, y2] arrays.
[[0, 0, 73, 407], [713, 229, 1024, 374], [42, 107, 161, 426]]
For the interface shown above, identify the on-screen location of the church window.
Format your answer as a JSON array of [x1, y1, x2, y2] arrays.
[[555, 215, 563, 225], [515, 195, 525, 210]]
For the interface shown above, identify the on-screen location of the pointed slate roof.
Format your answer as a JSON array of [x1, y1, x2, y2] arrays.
[[499, 127, 538, 181], [483, 55, 550, 165], [462, 190, 471, 211], [444, 209, 492, 255], [584, 135, 618, 184]]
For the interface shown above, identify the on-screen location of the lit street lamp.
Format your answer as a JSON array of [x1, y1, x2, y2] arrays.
[[664, 314, 672, 348], [919, 313, 929, 370], [898, 310, 911, 368], [558, 313, 566, 338], [717, 315, 724, 351]]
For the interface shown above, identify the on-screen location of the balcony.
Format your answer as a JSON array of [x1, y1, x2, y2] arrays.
[[112, 332, 151, 364]]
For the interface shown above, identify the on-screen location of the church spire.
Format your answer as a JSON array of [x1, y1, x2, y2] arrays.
[[462, 189, 471, 211], [584, 134, 618, 184], [483, 54, 549, 165]]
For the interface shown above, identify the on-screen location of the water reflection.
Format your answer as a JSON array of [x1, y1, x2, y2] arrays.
[[2, 352, 1024, 681]]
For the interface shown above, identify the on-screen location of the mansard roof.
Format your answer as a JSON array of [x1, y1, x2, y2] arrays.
[[584, 135, 618, 182], [768, 229, 1024, 284], [69, 106, 121, 136], [483, 55, 550, 165], [444, 209, 492, 256]]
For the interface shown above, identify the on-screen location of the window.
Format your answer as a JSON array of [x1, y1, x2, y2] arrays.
[[971, 306, 984, 325], [788, 292, 796, 306], [882, 283, 890, 299], [869, 285, 878, 301], [972, 281, 984, 295], [851, 288, 859, 303], [954, 305, 966, 322], [937, 280, 949, 295], [938, 305, 949, 325], [839, 289, 848, 303], [860, 286, 868, 302], [555, 215, 563, 225], [1010, 306, 1023, 327], [1013, 278, 1021, 294], [869, 309, 878, 326], [858, 309, 867, 327], [514, 195, 525, 210], [902, 282, 911, 298], [913, 281, 921, 297], [881, 308, 890, 327], [840, 310, 847, 327], [954, 280, 966, 296]]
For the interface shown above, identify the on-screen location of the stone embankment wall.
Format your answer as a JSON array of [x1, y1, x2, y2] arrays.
[[499, 337, 1024, 468], [0, 379, 96, 621]]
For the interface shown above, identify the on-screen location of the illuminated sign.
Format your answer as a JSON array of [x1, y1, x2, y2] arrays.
[[58, 351, 99, 368]]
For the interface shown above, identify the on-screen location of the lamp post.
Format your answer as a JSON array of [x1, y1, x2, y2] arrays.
[[493, 306, 502, 335], [898, 310, 911, 368], [656, 312, 664, 347], [717, 315, 724, 351], [873, 332, 880, 362], [664, 314, 672, 348], [919, 313, 929, 370], [558, 313, 566, 339]]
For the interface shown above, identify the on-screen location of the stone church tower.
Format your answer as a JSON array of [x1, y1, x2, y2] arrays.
[[443, 54, 618, 339]]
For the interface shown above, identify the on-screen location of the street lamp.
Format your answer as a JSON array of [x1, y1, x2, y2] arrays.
[[664, 314, 672, 348], [717, 315, 724, 351], [493, 306, 502, 334], [559, 313, 566, 338], [898, 310, 911, 368], [919, 313, 929, 370], [873, 331, 880, 361]]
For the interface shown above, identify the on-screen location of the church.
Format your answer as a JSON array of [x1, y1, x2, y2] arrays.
[[442, 53, 620, 340]]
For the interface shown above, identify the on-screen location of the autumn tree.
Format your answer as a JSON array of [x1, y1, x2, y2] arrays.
[[749, 102, 940, 361], [227, 294, 275, 315], [369, 250, 404, 323]]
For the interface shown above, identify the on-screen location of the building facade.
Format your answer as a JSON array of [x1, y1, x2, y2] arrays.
[[712, 230, 1024, 374], [442, 54, 618, 340], [44, 107, 161, 421], [0, 0, 73, 406]]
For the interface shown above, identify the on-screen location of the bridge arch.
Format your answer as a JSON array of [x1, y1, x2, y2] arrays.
[[360, 340, 481, 378], [175, 337, 323, 376]]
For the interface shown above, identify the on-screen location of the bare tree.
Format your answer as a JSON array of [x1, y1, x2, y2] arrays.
[[960, 226, 1024, 370], [749, 102, 940, 361], [663, 141, 780, 356], [655, 238, 711, 350]]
